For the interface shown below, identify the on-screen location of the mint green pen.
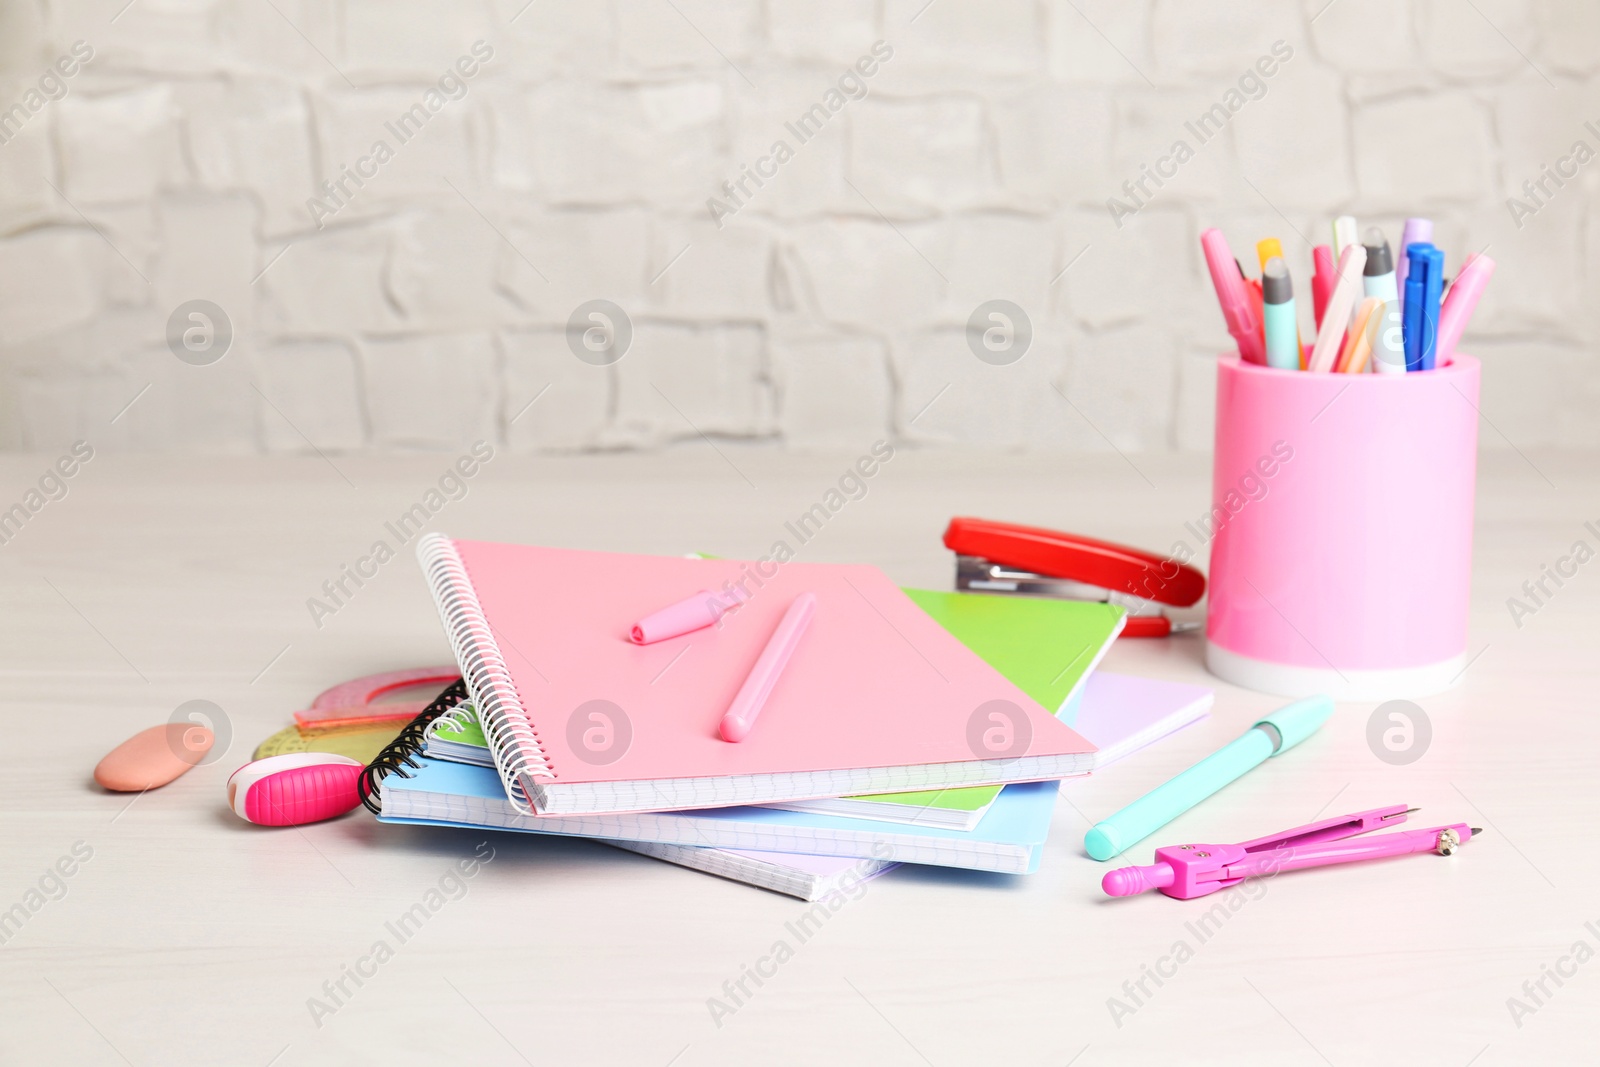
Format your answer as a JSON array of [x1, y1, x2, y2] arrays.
[[1261, 257, 1301, 370], [1084, 695, 1334, 861]]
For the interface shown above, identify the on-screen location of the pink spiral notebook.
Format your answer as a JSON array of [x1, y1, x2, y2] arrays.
[[418, 535, 1096, 816]]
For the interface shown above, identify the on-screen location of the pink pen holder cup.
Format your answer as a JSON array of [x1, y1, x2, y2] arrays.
[[1204, 354, 1480, 700]]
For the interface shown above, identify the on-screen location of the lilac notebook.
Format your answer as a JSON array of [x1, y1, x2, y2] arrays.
[[606, 842, 895, 901], [1076, 672, 1213, 769]]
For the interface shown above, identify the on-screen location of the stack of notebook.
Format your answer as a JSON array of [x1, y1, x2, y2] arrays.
[[376, 535, 1211, 899]]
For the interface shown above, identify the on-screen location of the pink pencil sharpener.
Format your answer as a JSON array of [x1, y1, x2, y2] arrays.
[[227, 753, 365, 826]]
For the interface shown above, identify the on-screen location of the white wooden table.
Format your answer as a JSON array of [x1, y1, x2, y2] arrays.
[[2, 448, 1593, 1066]]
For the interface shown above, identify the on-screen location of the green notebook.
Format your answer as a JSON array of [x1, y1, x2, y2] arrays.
[[425, 588, 1125, 830], [431, 708, 490, 752], [769, 589, 1123, 827]]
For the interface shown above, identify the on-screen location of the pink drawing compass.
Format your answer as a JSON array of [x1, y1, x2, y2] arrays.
[[1101, 804, 1481, 900]]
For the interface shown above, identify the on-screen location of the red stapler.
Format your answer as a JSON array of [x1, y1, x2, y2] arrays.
[[943, 517, 1205, 637]]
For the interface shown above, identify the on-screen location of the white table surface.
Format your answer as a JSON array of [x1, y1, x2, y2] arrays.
[[2, 447, 1594, 1066]]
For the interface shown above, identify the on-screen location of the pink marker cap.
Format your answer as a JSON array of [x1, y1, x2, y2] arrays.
[[720, 592, 816, 742], [630, 589, 732, 644]]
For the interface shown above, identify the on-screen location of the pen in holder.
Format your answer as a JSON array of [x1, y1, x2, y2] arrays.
[[1205, 354, 1480, 700]]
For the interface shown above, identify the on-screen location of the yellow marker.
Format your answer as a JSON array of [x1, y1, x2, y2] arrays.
[[1255, 237, 1285, 274]]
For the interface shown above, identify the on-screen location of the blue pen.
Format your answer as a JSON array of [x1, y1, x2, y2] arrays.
[[1420, 246, 1444, 371], [1402, 270, 1423, 371], [1402, 243, 1435, 373]]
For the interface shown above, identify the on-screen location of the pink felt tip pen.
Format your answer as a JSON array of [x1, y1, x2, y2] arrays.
[[631, 589, 739, 644], [719, 592, 815, 742], [1200, 228, 1266, 365], [1436, 252, 1495, 366]]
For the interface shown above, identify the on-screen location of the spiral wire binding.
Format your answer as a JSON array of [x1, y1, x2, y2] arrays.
[[416, 532, 550, 813], [358, 678, 468, 814], [428, 700, 479, 736]]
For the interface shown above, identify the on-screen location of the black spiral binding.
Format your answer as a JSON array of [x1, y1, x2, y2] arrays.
[[358, 677, 469, 814]]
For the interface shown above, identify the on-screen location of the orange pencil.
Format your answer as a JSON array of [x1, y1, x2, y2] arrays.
[[1336, 297, 1382, 374]]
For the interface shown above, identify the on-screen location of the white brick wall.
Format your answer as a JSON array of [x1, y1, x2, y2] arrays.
[[1, 0, 1597, 453]]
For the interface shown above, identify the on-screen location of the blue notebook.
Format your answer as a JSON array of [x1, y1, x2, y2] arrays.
[[380, 757, 1059, 875]]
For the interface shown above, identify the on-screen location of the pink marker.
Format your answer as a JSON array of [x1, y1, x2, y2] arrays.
[[1311, 244, 1335, 335], [1101, 804, 1480, 900], [1306, 243, 1366, 373], [1200, 228, 1265, 365], [631, 589, 739, 644], [719, 592, 816, 743], [1436, 252, 1495, 366]]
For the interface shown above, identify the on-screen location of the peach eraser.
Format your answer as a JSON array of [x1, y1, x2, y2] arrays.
[[94, 723, 214, 792]]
